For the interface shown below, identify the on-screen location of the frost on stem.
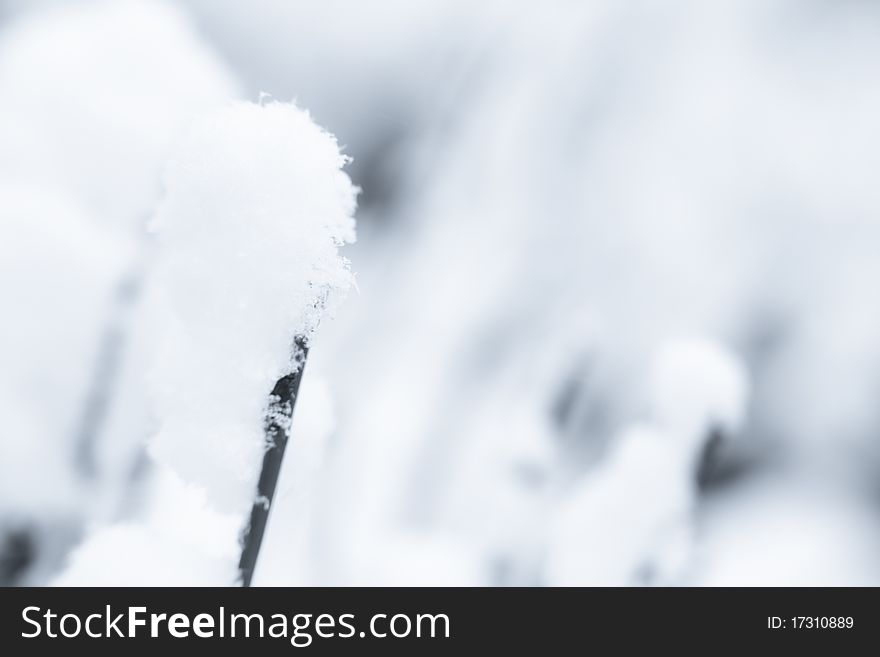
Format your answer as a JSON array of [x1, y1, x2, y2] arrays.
[[239, 337, 309, 587]]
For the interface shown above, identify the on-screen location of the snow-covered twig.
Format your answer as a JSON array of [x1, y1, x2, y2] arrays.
[[147, 100, 356, 585], [52, 99, 357, 586]]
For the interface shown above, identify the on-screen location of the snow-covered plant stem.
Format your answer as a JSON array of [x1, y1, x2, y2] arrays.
[[52, 100, 357, 586], [239, 337, 308, 586]]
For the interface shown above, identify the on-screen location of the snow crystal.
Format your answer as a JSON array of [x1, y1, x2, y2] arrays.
[[146, 100, 357, 514]]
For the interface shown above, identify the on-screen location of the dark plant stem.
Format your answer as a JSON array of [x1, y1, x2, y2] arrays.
[[239, 336, 308, 587]]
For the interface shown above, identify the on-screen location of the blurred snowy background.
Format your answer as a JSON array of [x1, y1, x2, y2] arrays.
[[3, 0, 880, 586]]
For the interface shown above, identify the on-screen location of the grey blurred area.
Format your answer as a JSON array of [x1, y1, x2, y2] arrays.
[[2, 0, 880, 585]]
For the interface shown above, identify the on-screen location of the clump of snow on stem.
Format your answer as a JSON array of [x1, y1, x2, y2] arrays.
[[545, 338, 750, 586], [146, 100, 357, 513], [648, 338, 749, 441]]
